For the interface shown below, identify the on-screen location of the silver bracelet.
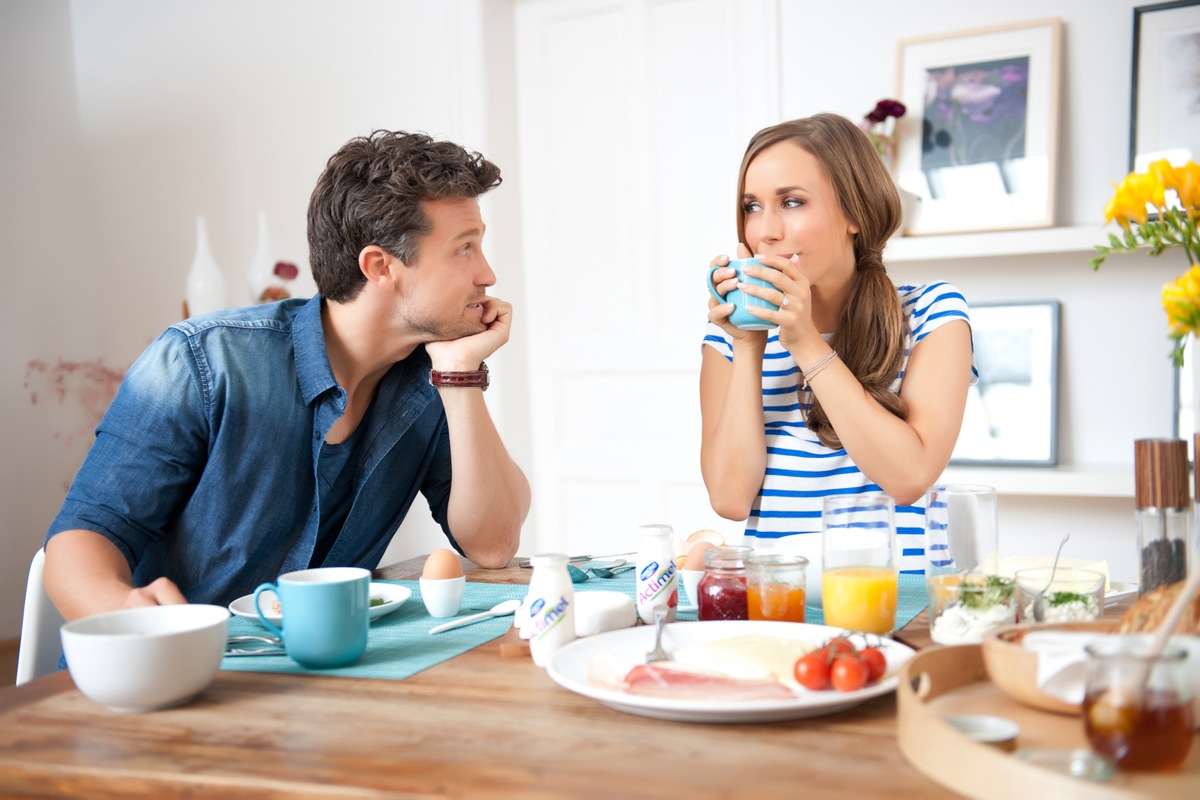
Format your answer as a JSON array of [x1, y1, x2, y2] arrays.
[[800, 350, 838, 390]]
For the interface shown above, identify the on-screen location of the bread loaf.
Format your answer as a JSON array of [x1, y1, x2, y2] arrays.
[[1117, 580, 1200, 635]]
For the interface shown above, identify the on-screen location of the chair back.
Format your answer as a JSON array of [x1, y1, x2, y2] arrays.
[[16, 548, 66, 685]]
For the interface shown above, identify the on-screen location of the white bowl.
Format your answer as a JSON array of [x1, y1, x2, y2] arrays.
[[61, 604, 230, 713]]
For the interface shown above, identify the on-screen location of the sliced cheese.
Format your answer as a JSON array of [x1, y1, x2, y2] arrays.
[[671, 633, 814, 689]]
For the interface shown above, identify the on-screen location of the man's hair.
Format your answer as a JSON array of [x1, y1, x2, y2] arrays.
[[307, 130, 502, 302]]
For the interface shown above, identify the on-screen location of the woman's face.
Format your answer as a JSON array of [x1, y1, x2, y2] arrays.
[[741, 140, 859, 290]]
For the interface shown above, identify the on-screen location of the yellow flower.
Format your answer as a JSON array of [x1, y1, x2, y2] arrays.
[[1175, 161, 1200, 213], [1093, 160, 1200, 366], [1163, 265, 1200, 338], [1104, 180, 1150, 228]]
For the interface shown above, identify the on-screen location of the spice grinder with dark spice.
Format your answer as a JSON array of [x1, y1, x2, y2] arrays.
[[1134, 438, 1190, 596]]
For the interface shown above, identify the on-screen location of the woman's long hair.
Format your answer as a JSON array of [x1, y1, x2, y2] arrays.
[[736, 113, 907, 450]]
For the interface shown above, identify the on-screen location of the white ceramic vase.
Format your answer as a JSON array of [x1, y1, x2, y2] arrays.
[[246, 210, 276, 304], [185, 217, 227, 318]]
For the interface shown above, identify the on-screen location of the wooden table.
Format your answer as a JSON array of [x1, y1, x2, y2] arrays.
[[0, 556, 1031, 799]]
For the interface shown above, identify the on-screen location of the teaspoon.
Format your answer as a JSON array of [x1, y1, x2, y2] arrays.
[[428, 598, 523, 635]]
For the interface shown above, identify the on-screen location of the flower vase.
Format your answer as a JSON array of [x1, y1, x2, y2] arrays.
[[185, 216, 227, 318], [896, 186, 922, 236], [246, 210, 276, 305]]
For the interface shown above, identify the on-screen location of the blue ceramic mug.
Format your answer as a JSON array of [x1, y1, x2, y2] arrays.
[[253, 567, 370, 669], [706, 257, 781, 330]]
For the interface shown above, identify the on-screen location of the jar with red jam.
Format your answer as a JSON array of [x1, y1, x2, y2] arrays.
[[1083, 636, 1193, 772], [697, 545, 753, 621]]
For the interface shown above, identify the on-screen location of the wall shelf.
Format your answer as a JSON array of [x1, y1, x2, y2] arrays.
[[885, 225, 1106, 263], [939, 464, 1134, 499]]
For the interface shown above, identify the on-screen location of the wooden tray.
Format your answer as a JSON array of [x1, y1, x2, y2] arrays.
[[897, 645, 1198, 799]]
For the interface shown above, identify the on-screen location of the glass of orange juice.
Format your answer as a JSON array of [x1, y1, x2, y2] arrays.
[[746, 552, 808, 622], [821, 494, 898, 635]]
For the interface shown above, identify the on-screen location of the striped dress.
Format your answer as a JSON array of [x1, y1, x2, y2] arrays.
[[702, 281, 976, 574]]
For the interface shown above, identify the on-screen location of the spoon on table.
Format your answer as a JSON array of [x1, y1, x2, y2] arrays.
[[1032, 534, 1070, 622], [588, 559, 634, 578], [427, 598, 523, 635]]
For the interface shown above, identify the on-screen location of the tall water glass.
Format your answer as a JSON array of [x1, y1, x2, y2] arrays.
[[821, 494, 898, 635], [923, 484, 999, 578]]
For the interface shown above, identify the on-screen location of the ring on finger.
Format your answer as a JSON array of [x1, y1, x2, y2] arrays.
[[780, 295, 790, 307]]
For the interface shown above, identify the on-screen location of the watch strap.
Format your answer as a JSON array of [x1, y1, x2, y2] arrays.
[[430, 362, 489, 391]]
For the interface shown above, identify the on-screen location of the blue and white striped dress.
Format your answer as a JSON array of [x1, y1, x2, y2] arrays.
[[702, 281, 976, 574]]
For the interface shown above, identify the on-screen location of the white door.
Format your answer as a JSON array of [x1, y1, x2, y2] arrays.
[[514, 0, 782, 556]]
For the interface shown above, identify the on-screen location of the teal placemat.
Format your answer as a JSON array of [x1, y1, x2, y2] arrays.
[[220, 580, 529, 679], [221, 573, 928, 680]]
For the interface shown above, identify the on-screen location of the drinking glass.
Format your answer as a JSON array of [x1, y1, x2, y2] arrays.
[[923, 484, 998, 578], [821, 494, 898, 635]]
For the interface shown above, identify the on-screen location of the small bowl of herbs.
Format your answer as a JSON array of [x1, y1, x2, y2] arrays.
[[927, 574, 1018, 645], [1014, 567, 1105, 624]]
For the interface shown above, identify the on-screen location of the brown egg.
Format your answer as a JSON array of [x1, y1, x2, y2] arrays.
[[422, 549, 464, 580], [684, 541, 716, 571]]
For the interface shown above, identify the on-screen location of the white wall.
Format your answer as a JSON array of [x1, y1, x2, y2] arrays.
[[0, 0, 1178, 640]]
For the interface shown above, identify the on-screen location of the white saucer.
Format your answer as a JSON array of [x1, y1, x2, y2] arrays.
[[228, 582, 412, 627]]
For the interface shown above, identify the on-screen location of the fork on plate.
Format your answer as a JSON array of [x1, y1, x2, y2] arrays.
[[645, 609, 671, 664]]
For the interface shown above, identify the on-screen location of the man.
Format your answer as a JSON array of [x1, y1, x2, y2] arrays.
[[44, 130, 530, 620]]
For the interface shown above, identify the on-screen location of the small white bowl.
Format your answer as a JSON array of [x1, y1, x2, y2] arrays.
[[61, 604, 230, 713], [419, 576, 465, 618]]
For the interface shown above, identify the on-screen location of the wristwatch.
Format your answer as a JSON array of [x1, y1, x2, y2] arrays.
[[429, 362, 489, 391]]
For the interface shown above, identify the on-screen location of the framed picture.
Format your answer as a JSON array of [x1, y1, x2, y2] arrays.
[[951, 301, 1060, 467], [894, 19, 1063, 236], [1131, 1, 1200, 173]]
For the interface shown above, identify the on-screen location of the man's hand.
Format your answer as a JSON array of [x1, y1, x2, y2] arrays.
[[123, 577, 189, 609], [45, 530, 188, 621], [425, 296, 513, 371]]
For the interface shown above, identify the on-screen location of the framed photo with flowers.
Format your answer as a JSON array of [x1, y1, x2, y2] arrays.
[[1131, 1, 1200, 175], [951, 301, 1060, 467], [893, 19, 1063, 236]]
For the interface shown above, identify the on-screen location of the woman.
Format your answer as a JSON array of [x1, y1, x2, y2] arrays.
[[701, 113, 975, 573]]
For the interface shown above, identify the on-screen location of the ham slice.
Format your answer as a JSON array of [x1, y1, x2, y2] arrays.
[[622, 663, 796, 701]]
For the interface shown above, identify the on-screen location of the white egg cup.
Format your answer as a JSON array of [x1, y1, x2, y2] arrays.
[[680, 569, 703, 606], [419, 576, 465, 618]]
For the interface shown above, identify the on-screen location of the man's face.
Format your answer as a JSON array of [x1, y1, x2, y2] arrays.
[[397, 197, 495, 341]]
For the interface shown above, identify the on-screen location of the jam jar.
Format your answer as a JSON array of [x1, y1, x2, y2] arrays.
[[697, 545, 753, 621]]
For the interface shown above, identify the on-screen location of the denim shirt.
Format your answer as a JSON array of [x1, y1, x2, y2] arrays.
[[47, 295, 456, 605]]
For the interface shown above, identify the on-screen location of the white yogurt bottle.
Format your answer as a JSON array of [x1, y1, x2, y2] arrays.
[[525, 553, 576, 667], [635, 524, 679, 624]]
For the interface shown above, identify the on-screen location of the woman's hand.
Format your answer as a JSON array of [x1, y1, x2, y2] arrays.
[[733, 253, 823, 353], [707, 244, 767, 344]]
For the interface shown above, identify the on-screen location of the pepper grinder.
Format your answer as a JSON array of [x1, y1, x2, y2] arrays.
[[1134, 438, 1190, 596]]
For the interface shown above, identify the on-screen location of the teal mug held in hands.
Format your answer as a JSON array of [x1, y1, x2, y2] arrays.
[[706, 257, 781, 330], [253, 566, 370, 669]]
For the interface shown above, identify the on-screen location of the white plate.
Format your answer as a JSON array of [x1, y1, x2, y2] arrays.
[[228, 582, 412, 627], [546, 620, 914, 723], [1104, 581, 1138, 607]]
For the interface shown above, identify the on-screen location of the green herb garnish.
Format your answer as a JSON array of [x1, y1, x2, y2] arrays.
[[370, 597, 388, 607], [959, 576, 1014, 610], [1047, 591, 1089, 608]]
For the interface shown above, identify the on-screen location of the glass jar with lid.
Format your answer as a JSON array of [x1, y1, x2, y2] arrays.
[[745, 551, 809, 622], [697, 545, 753, 621]]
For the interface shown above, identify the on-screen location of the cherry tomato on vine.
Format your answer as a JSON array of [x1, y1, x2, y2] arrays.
[[829, 655, 869, 692], [793, 651, 832, 690], [818, 636, 857, 661], [859, 647, 887, 683]]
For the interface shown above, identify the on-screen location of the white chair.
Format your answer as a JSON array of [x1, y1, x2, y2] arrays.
[[16, 548, 66, 685]]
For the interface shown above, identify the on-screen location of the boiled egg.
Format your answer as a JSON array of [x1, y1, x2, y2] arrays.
[[422, 548, 464, 580], [684, 541, 716, 571]]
